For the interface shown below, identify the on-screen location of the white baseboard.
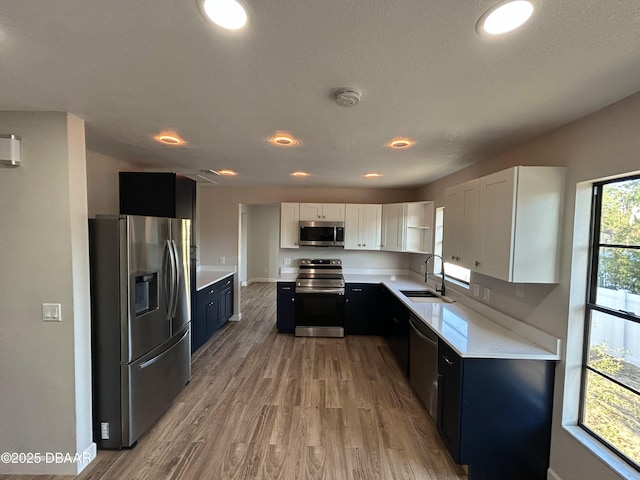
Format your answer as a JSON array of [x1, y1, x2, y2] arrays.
[[248, 277, 278, 284], [76, 442, 97, 474], [547, 468, 562, 480]]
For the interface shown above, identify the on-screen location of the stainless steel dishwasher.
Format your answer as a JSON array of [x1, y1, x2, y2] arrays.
[[409, 313, 439, 419]]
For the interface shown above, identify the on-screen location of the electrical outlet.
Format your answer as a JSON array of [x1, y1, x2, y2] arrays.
[[473, 284, 480, 297], [420, 264, 426, 273], [515, 284, 525, 298], [483, 288, 491, 302], [284, 258, 291, 265], [219, 256, 226, 265]]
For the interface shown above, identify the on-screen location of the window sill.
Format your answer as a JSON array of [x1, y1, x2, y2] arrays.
[[434, 274, 470, 290], [563, 425, 638, 479]]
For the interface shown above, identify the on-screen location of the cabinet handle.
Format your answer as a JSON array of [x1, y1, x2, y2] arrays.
[[291, 298, 295, 302], [208, 302, 215, 307], [352, 288, 363, 292], [363, 244, 366, 247], [294, 242, 298, 245], [443, 355, 454, 366], [281, 287, 292, 290], [358, 243, 362, 246], [475, 260, 480, 267]]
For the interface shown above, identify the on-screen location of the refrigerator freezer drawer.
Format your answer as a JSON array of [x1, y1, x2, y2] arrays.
[[122, 326, 191, 447]]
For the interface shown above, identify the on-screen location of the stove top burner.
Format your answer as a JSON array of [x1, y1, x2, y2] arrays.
[[296, 258, 344, 292]]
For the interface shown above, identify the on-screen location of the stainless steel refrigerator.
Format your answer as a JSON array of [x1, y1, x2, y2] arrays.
[[89, 215, 191, 449]]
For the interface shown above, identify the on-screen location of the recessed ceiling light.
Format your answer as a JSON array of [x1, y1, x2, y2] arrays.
[[387, 138, 414, 149], [269, 134, 298, 146], [218, 169, 237, 176], [154, 132, 185, 146], [364, 173, 382, 178], [201, 0, 247, 30], [290, 171, 310, 177], [478, 1, 534, 36]]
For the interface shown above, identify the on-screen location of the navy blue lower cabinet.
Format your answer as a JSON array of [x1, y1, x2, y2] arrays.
[[345, 283, 385, 335], [219, 276, 234, 327], [276, 282, 295, 333], [437, 339, 556, 480], [383, 291, 410, 375], [193, 284, 220, 352]]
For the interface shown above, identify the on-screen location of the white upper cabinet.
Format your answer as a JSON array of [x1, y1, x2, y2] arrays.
[[443, 179, 480, 270], [345, 204, 382, 250], [299, 203, 346, 222], [381, 201, 434, 253], [476, 166, 565, 283], [381, 203, 406, 252], [444, 166, 565, 283], [280, 202, 300, 248]]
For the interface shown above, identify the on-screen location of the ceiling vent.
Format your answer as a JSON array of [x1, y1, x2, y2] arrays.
[[335, 89, 361, 107]]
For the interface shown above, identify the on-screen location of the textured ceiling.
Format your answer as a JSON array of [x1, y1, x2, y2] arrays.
[[1, 1, 639, 187]]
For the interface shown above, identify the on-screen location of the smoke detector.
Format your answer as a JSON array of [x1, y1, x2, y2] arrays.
[[335, 89, 361, 107]]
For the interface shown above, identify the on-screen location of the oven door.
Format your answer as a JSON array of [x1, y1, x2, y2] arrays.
[[294, 290, 345, 337]]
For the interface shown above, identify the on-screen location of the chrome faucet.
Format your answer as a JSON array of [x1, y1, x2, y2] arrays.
[[425, 254, 445, 296]]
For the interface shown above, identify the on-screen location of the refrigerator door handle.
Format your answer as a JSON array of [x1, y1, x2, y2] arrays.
[[164, 240, 175, 322], [170, 239, 180, 319], [137, 327, 190, 370]]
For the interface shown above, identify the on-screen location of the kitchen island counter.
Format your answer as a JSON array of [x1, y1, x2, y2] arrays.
[[196, 267, 236, 291]]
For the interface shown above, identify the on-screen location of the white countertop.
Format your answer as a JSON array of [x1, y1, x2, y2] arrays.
[[279, 271, 560, 361], [196, 266, 236, 290]]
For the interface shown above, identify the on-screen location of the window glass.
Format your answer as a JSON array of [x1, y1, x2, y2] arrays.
[[587, 311, 640, 390], [581, 174, 640, 471], [582, 371, 640, 465]]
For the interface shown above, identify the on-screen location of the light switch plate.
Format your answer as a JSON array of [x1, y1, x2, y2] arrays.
[[472, 284, 480, 297], [42, 303, 62, 322]]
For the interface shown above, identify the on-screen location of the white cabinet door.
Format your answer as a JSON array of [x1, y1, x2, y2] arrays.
[[345, 204, 381, 250], [322, 204, 346, 222], [477, 169, 516, 280], [444, 180, 479, 268], [299, 203, 323, 221], [344, 205, 361, 249], [443, 185, 462, 264], [459, 180, 480, 269], [381, 203, 405, 251], [299, 203, 345, 221], [280, 203, 300, 248], [360, 204, 382, 250]]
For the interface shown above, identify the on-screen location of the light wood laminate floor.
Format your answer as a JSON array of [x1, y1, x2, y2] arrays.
[[2, 283, 466, 480]]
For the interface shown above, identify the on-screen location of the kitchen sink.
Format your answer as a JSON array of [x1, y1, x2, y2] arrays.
[[400, 290, 438, 297], [400, 290, 451, 303]]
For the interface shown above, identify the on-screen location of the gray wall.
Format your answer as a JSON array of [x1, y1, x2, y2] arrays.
[[413, 91, 640, 480], [0, 112, 95, 474]]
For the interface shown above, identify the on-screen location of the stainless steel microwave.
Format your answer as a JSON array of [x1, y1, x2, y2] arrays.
[[298, 221, 345, 247]]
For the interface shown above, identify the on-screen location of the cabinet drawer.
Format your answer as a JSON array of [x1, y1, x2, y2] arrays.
[[197, 285, 220, 306]]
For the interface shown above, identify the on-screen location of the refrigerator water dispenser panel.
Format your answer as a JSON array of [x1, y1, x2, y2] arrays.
[[135, 272, 158, 316]]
